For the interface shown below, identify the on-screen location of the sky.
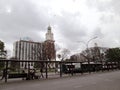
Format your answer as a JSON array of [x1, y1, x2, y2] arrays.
[[0, 0, 120, 57]]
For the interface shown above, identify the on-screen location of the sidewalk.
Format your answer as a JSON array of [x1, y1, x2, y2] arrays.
[[0, 70, 119, 84], [0, 72, 83, 84]]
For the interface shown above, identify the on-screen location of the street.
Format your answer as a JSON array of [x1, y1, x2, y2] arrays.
[[1, 70, 120, 90]]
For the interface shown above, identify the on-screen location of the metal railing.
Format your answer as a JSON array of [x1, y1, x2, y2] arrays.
[[0, 59, 120, 83]]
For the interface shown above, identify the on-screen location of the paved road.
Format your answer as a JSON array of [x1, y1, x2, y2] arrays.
[[1, 71, 120, 90]]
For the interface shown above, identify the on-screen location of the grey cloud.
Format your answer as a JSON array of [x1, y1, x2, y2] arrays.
[[0, 0, 49, 31], [51, 12, 87, 50], [93, 27, 104, 38], [87, 0, 120, 15], [1, 0, 120, 57], [109, 0, 120, 15], [0, 0, 51, 43], [86, 0, 112, 12], [54, 12, 87, 41]]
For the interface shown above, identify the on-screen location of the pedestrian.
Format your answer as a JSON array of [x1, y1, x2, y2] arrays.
[[0, 69, 6, 80], [40, 68, 44, 78], [32, 69, 36, 79], [39, 63, 44, 78], [22, 70, 25, 80]]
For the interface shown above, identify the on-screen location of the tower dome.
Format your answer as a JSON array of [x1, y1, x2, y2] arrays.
[[48, 25, 51, 30]]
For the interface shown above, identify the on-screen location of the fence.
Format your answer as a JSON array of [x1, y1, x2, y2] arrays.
[[0, 59, 120, 83]]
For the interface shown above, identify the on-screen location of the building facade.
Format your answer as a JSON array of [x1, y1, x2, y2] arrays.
[[13, 40, 44, 68], [44, 25, 56, 61], [13, 25, 56, 69]]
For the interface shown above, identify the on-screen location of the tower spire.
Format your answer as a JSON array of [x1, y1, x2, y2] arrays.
[[48, 25, 51, 30], [45, 25, 54, 41]]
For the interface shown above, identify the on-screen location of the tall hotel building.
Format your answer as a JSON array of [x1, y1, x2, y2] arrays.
[[13, 25, 56, 68]]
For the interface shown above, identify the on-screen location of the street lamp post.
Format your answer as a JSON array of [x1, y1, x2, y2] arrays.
[[78, 36, 98, 64], [78, 37, 97, 73], [86, 36, 97, 64]]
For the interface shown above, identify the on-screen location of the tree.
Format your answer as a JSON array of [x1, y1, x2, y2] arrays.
[[70, 55, 78, 61], [30, 43, 45, 69], [70, 44, 107, 62], [0, 40, 7, 59], [0, 40, 7, 70], [43, 41, 56, 61], [58, 48, 70, 61], [9, 57, 19, 71], [43, 41, 56, 69], [0, 61, 4, 70], [105, 48, 120, 62], [0, 40, 4, 51]]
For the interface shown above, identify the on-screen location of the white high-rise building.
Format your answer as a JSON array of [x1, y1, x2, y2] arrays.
[[13, 40, 44, 69]]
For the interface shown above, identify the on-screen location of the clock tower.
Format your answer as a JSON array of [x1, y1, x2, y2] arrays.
[[44, 25, 56, 62], [45, 25, 54, 41]]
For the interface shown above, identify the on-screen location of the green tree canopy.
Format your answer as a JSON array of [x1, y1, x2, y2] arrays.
[[105, 48, 120, 62], [0, 40, 4, 51], [0, 40, 7, 59], [0, 40, 6, 69]]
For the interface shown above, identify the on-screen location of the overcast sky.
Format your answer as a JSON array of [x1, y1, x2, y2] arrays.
[[0, 0, 120, 57]]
